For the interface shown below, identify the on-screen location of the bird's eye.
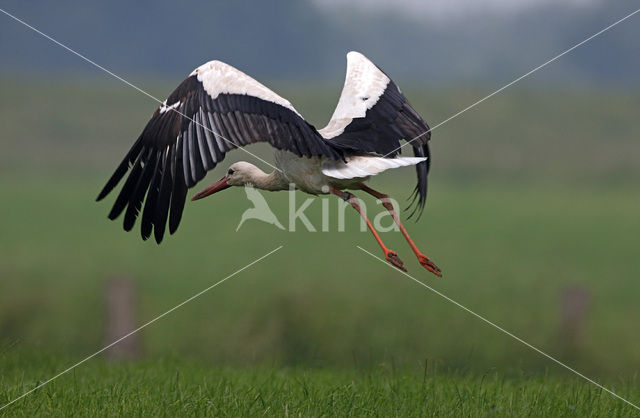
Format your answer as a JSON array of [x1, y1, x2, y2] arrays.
[[227, 168, 235, 176]]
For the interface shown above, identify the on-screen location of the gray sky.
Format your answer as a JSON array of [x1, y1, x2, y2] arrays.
[[0, 0, 635, 84], [313, 0, 602, 22]]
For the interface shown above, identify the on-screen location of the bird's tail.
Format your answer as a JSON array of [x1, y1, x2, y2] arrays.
[[406, 143, 430, 220]]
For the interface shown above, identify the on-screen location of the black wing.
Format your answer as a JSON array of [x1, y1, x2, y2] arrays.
[[320, 51, 432, 219], [97, 60, 341, 243]]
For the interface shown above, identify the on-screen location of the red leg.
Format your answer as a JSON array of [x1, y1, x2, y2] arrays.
[[330, 187, 406, 272], [359, 184, 442, 277]]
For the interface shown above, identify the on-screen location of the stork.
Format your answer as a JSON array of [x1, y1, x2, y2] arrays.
[[97, 51, 441, 276]]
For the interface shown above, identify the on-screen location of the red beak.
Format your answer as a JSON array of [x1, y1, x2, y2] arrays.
[[191, 176, 231, 201]]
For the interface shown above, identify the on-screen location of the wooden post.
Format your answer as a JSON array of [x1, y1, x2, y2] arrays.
[[105, 278, 139, 361], [559, 285, 591, 352]]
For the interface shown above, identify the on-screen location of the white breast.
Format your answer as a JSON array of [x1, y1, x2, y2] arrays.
[[274, 150, 327, 193], [274, 151, 426, 194]]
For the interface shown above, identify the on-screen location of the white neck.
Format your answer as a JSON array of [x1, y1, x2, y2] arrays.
[[247, 167, 289, 191]]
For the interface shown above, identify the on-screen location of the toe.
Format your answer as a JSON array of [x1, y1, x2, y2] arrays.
[[418, 255, 443, 277], [385, 251, 407, 272]]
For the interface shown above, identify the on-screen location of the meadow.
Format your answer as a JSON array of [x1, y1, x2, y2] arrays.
[[1, 79, 639, 414], [2, 362, 640, 416]]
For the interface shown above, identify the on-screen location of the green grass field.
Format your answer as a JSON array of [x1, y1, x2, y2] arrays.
[[2, 361, 640, 416], [1, 80, 639, 414]]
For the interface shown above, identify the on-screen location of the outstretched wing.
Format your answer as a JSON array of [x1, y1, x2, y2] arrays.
[[320, 51, 432, 219], [97, 60, 341, 243]]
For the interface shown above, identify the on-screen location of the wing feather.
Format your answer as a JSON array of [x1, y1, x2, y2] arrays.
[[140, 152, 162, 239], [321, 51, 432, 219], [154, 145, 174, 241], [108, 149, 147, 221], [169, 156, 188, 235], [98, 59, 341, 242], [124, 149, 159, 232]]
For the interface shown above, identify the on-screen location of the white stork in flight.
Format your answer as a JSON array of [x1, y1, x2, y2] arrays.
[[98, 51, 441, 276]]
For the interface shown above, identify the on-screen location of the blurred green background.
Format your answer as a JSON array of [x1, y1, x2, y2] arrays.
[[1, 4, 640, 408], [1, 77, 638, 380]]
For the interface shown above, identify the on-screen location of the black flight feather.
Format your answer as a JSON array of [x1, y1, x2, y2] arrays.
[[327, 79, 432, 219], [124, 148, 158, 231], [98, 69, 343, 242]]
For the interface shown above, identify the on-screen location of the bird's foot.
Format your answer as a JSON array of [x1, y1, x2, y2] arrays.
[[417, 254, 442, 277], [385, 250, 407, 272]]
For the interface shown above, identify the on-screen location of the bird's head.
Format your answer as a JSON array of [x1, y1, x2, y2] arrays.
[[191, 161, 259, 201]]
